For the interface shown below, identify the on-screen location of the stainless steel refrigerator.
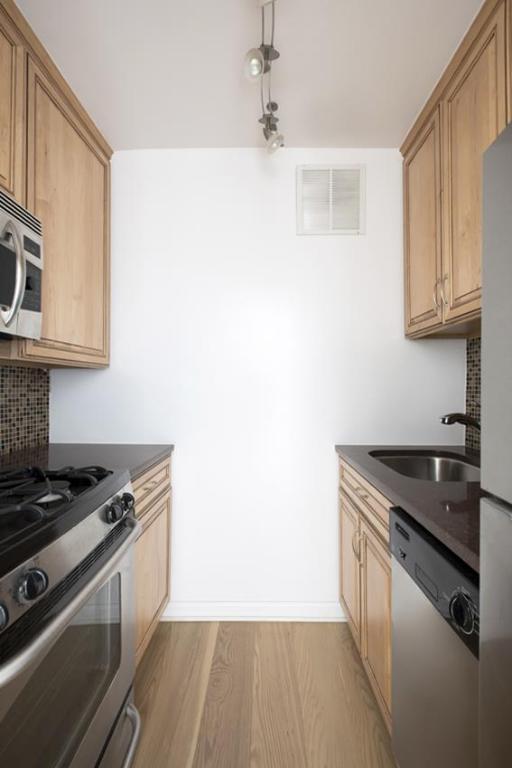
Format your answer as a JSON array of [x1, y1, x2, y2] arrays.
[[479, 121, 512, 767]]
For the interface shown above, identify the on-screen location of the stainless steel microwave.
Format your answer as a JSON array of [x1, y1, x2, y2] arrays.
[[0, 190, 43, 340]]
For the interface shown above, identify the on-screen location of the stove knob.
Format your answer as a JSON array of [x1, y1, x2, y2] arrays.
[[0, 603, 9, 631], [449, 590, 475, 635], [106, 499, 124, 524], [18, 568, 49, 603], [121, 492, 135, 512]]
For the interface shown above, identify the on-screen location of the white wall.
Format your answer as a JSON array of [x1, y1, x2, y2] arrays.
[[50, 148, 466, 620]]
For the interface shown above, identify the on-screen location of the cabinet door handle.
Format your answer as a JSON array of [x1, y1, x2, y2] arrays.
[[440, 273, 449, 308], [0, 222, 26, 327], [355, 486, 369, 501], [143, 480, 159, 492], [351, 531, 358, 559], [351, 531, 361, 561], [433, 279, 441, 311]]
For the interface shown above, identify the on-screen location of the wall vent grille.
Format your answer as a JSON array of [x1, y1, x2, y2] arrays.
[[296, 166, 365, 235]]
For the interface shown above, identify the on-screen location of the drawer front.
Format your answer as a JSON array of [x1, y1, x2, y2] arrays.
[[137, 490, 171, 537], [339, 460, 390, 543], [133, 458, 171, 519]]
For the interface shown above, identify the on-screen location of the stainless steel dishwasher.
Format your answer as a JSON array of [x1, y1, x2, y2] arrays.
[[390, 507, 479, 768]]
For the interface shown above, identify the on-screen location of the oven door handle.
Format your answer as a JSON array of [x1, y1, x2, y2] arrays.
[[0, 517, 140, 689], [0, 220, 26, 327], [122, 703, 142, 768]]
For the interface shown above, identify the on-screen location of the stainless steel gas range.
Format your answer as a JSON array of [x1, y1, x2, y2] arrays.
[[0, 464, 141, 768]]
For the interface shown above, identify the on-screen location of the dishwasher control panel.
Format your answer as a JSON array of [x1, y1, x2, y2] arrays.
[[390, 506, 479, 658]]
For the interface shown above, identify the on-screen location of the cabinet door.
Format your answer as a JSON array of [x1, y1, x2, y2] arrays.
[[135, 496, 170, 664], [0, 8, 24, 202], [508, 0, 512, 125], [21, 57, 110, 366], [403, 108, 443, 336], [339, 494, 361, 649], [360, 519, 392, 730], [442, 3, 507, 322]]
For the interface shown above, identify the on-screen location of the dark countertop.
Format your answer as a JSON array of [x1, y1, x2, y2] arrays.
[[0, 443, 174, 481], [336, 445, 482, 573]]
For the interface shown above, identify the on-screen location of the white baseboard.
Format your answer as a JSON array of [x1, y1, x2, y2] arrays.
[[161, 601, 346, 622]]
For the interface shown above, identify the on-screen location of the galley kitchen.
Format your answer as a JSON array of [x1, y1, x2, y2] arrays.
[[0, 1, 510, 767]]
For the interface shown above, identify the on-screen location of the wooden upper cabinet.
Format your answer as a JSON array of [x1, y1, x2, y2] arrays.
[[402, 0, 510, 338], [442, 2, 507, 323], [0, 8, 24, 202], [0, 1, 112, 367], [507, 0, 512, 124], [339, 495, 361, 649], [404, 108, 443, 335], [360, 518, 392, 730], [20, 58, 110, 366]]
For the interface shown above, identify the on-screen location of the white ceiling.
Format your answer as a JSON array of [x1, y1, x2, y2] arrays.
[[16, 0, 483, 150]]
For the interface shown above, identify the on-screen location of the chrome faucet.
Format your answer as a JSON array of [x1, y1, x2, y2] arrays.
[[440, 413, 481, 430]]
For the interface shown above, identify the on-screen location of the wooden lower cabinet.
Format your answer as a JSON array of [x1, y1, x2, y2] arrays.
[[360, 518, 392, 730], [339, 495, 361, 648], [135, 494, 171, 665], [133, 456, 172, 666], [339, 459, 392, 730]]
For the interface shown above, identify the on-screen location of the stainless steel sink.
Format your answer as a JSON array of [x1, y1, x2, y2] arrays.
[[369, 450, 480, 483]]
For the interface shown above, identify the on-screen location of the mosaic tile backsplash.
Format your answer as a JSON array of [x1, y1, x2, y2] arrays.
[[466, 337, 481, 452], [0, 366, 49, 456]]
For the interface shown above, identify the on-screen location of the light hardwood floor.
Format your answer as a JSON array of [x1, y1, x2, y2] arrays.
[[133, 622, 395, 768]]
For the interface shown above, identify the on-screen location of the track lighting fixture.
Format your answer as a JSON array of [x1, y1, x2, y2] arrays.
[[266, 132, 284, 154], [244, 1, 284, 153], [244, 48, 265, 81]]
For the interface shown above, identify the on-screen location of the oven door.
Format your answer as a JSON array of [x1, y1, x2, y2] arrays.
[[0, 518, 139, 768]]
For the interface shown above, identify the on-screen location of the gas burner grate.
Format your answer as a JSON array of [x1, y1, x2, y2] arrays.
[[0, 465, 112, 545]]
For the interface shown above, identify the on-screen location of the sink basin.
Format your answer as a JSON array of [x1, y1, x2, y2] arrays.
[[369, 450, 480, 483]]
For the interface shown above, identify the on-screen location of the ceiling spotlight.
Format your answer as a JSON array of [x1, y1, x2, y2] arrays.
[[244, 48, 265, 81], [266, 132, 285, 154], [244, 1, 284, 153]]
